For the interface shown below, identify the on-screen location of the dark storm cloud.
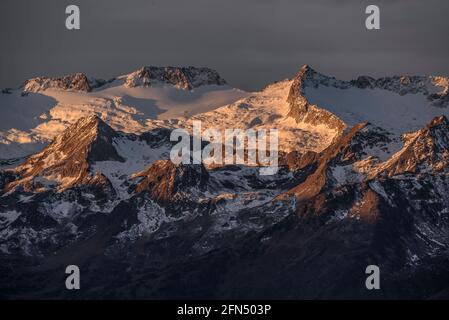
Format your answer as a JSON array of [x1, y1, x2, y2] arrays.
[[1, 0, 448, 90]]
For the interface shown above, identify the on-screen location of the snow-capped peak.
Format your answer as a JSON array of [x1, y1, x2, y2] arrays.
[[22, 73, 107, 93], [374, 115, 449, 177], [5, 115, 123, 192], [288, 64, 449, 98], [122, 66, 227, 89], [286, 65, 449, 138]]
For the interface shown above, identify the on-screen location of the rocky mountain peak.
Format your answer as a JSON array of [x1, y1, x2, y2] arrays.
[[294, 64, 317, 80], [427, 115, 449, 129], [286, 65, 319, 104], [45, 114, 125, 164], [134, 160, 209, 203], [285, 121, 393, 201], [289, 65, 449, 98], [22, 73, 106, 93], [123, 66, 227, 89], [285, 65, 347, 133], [374, 115, 449, 177], [286, 65, 449, 138], [5, 115, 123, 192]]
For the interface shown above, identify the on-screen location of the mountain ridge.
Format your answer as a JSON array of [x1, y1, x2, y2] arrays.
[[19, 66, 228, 93], [2, 65, 449, 299]]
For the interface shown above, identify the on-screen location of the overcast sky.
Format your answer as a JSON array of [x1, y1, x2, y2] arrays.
[[1, 0, 448, 91]]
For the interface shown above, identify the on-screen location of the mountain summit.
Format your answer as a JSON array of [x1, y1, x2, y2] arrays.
[[22, 73, 106, 93], [6, 115, 123, 192], [286, 64, 449, 137], [123, 66, 227, 89]]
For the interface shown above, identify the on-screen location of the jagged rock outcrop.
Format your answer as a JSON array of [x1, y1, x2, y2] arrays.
[[283, 150, 319, 171], [350, 75, 449, 102], [286, 121, 393, 201], [283, 115, 449, 241], [134, 159, 209, 203], [273, 117, 449, 290], [286, 65, 449, 135], [20, 67, 227, 93], [286, 65, 347, 132], [5, 115, 122, 192], [374, 115, 449, 177], [124, 66, 227, 89], [22, 73, 106, 93]]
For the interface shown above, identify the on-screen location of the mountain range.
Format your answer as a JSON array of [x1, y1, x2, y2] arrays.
[[1, 65, 449, 299]]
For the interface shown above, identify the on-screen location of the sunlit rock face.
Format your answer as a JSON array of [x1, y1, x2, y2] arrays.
[[124, 66, 227, 89], [1, 66, 449, 299]]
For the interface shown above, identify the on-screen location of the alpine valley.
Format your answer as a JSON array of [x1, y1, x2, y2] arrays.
[[1, 65, 449, 299]]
